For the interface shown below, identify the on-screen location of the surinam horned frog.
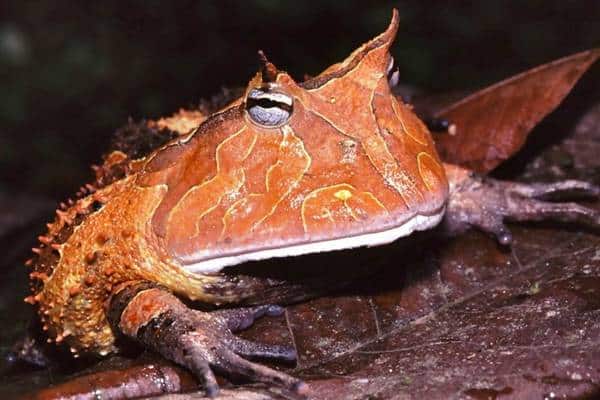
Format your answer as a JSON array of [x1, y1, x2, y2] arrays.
[[23, 9, 600, 397]]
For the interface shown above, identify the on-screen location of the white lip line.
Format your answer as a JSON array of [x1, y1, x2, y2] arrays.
[[184, 206, 446, 274]]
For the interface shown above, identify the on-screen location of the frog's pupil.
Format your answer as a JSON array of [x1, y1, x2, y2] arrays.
[[246, 88, 293, 127]]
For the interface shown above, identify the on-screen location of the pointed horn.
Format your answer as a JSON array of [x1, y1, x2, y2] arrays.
[[374, 8, 399, 49], [258, 50, 278, 83], [342, 8, 400, 62]]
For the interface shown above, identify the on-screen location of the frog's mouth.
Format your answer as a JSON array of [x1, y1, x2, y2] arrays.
[[183, 206, 445, 274]]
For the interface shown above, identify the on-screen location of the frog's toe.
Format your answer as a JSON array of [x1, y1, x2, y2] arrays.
[[506, 200, 600, 228], [510, 179, 600, 200], [214, 304, 284, 331], [181, 332, 302, 397], [214, 305, 297, 360], [211, 347, 306, 394], [230, 336, 297, 361], [503, 179, 600, 229], [108, 282, 304, 397], [476, 219, 513, 245], [184, 352, 219, 398]]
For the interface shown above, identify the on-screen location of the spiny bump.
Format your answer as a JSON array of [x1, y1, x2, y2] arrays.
[[258, 50, 278, 83], [29, 271, 49, 282], [69, 286, 82, 297], [96, 233, 109, 245], [56, 209, 73, 225], [38, 235, 52, 245], [55, 330, 71, 343], [85, 251, 99, 265]]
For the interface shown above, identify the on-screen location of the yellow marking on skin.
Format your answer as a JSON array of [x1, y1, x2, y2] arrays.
[[334, 189, 352, 201], [301, 183, 387, 234], [354, 190, 387, 211], [264, 161, 282, 196], [166, 127, 257, 243], [363, 82, 422, 206], [344, 203, 361, 222], [391, 96, 428, 146], [345, 190, 387, 222], [417, 152, 443, 191], [254, 125, 311, 228], [321, 208, 335, 223], [220, 125, 311, 238], [191, 170, 246, 226]]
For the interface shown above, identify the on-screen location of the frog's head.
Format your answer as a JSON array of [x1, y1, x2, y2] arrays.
[[141, 9, 448, 272]]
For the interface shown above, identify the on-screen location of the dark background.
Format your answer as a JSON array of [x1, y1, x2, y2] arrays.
[[1, 1, 599, 200]]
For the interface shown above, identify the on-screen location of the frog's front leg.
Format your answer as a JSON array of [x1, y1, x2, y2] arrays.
[[107, 281, 306, 397], [443, 163, 599, 244]]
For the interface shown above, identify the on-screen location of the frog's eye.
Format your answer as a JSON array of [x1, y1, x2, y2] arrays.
[[245, 88, 293, 128]]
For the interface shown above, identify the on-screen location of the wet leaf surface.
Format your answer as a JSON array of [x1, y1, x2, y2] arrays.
[[433, 49, 600, 173]]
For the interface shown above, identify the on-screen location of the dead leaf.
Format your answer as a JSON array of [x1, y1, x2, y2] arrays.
[[434, 49, 599, 173]]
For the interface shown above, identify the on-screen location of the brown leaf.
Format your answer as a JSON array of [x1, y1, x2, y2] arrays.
[[434, 49, 599, 173]]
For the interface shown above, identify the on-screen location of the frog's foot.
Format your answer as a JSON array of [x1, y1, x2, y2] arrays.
[[443, 164, 599, 245], [108, 282, 305, 398]]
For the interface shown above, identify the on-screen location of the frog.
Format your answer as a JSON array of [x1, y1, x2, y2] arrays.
[[23, 9, 600, 398]]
